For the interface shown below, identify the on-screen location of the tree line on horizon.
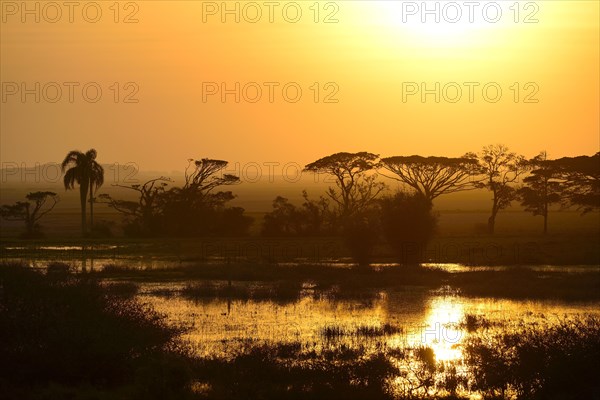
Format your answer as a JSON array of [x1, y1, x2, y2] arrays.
[[1, 146, 598, 260]]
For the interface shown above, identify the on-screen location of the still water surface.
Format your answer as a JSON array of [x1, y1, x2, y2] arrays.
[[136, 282, 600, 361]]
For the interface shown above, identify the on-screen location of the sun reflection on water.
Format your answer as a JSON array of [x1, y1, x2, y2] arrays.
[[418, 297, 465, 361]]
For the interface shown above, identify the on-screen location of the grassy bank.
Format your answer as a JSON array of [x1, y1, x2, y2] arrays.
[[1, 231, 599, 266]]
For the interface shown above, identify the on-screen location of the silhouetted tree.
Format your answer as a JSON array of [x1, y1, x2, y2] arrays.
[[262, 196, 304, 236], [551, 152, 600, 213], [183, 158, 240, 197], [299, 190, 334, 235], [378, 191, 437, 265], [517, 152, 561, 234], [97, 159, 251, 237], [61, 149, 104, 236], [476, 145, 528, 234], [98, 177, 171, 236], [0, 192, 59, 237], [380, 155, 480, 205], [304, 152, 386, 220], [164, 159, 239, 212], [160, 158, 248, 236], [304, 152, 386, 267]]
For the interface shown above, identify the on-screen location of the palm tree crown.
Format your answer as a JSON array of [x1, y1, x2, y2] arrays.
[[61, 149, 104, 235]]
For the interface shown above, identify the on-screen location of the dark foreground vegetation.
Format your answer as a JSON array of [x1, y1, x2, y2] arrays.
[[464, 316, 600, 399], [196, 316, 600, 400], [1, 262, 600, 400], [0, 263, 192, 400]]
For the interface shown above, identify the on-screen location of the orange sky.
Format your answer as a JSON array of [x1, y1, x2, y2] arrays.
[[1, 1, 598, 171]]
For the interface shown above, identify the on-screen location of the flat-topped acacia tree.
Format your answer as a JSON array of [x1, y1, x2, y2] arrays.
[[183, 158, 240, 197], [305, 152, 386, 267], [551, 152, 600, 214], [304, 152, 386, 219], [380, 154, 481, 205]]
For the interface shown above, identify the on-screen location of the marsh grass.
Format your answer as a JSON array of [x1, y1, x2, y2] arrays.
[[464, 317, 600, 399], [103, 281, 140, 297], [102, 262, 143, 273], [181, 280, 302, 303], [321, 323, 403, 340], [459, 314, 497, 332], [195, 341, 401, 400]]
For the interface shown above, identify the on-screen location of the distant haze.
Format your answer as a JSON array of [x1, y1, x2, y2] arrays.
[[0, 163, 546, 213]]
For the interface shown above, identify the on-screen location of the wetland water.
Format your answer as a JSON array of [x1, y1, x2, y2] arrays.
[[4, 250, 599, 398], [136, 282, 600, 359], [131, 279, 599, 398]]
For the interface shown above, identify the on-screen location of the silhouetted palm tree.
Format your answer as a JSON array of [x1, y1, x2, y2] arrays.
[[61, 149, 104, 236]]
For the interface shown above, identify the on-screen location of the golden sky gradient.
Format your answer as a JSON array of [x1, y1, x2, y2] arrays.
[[1, 1, 598, 171]]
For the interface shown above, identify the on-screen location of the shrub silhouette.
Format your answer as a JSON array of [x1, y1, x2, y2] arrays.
[[341, 210, 380, 268], [100, 160, 252, 237], [379, 192, 437, 265], [262, 191, 334, 236]]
